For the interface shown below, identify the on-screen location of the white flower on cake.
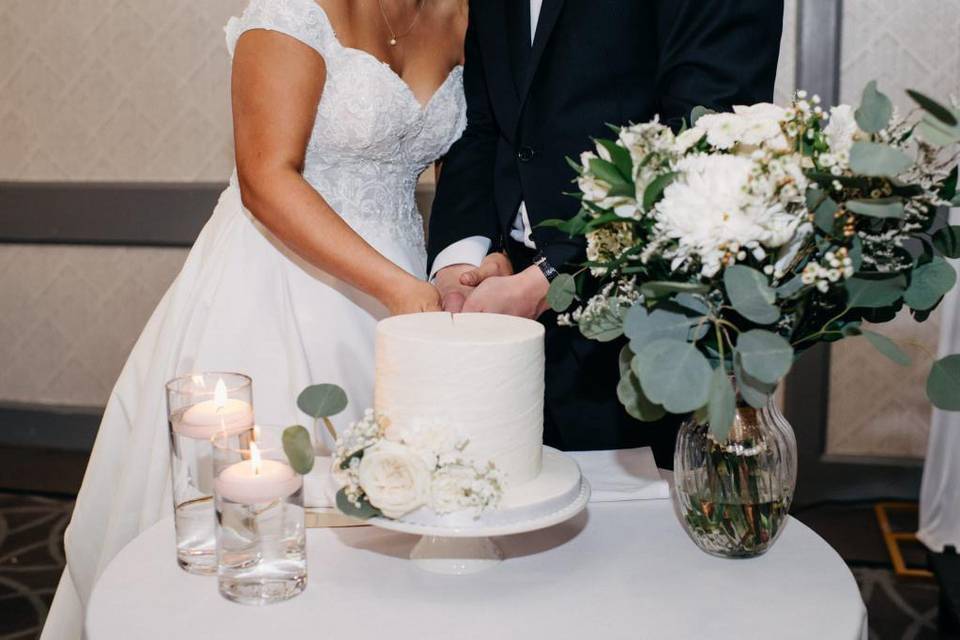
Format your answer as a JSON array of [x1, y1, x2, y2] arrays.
[[357, 440, 431, 519], [430, 459, 503, 515], [332, 410, 504, 520]]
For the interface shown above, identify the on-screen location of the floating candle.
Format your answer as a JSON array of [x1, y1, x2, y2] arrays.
[[173, 378, 254, 440], [215, 443, 302, 504]]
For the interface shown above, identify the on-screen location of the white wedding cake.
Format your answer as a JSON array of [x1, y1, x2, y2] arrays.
[[374, 312, 545, 487]]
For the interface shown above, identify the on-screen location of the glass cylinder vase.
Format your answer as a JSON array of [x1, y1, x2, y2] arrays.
[[673, 393, 797, 558], [213, 425, 306, 606], [166, 372, 254, 574]]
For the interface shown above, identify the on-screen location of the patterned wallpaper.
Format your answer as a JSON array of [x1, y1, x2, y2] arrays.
[[0, 0, 245, 182], [0, 0, 798, 409], [826, 0, 960, 459], [0, 245, 189, 407]]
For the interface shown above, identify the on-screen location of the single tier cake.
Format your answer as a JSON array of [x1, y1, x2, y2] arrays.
[[374, 312, 545, 487]]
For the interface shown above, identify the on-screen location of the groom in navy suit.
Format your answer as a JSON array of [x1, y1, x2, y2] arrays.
[[429, 0, 784, 466]]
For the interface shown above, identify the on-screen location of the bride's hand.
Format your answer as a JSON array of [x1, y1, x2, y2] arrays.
[[384, 279, 442, 315]]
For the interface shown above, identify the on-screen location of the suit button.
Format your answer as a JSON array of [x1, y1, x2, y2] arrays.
[[517, 146, 535, 162]]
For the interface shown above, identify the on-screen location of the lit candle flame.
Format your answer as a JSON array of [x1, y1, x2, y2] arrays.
[[214, 378, 228, 410], [250, 441, 262, 476]]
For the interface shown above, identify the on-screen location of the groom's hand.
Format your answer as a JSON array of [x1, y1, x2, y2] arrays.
[[459, 252, 513, 287], [461, 266, 550, 319], [433, 264, 476, 313]]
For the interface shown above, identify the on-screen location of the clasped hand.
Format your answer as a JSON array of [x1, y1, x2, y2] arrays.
[[434, 253, 550, 320]]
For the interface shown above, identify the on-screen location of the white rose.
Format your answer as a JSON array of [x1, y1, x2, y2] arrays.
[[733, 104, 790, 151], [357, 441, 431, 519]]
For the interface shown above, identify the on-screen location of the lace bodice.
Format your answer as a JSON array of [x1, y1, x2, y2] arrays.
[[225, 0, 467, 251]]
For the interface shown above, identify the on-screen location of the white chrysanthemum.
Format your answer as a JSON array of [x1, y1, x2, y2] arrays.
[[654, 154, 805, 277], [823, 104, 861, 166]]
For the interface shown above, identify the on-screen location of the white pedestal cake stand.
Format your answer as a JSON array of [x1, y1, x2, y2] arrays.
[[367, 447, 590, 575]]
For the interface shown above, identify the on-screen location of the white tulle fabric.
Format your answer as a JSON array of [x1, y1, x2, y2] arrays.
[[41, 1, 465, 637]]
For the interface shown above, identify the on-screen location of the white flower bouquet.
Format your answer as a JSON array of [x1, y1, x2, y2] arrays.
[[546, 83, 960, 439], [332, 410, 503, 520]]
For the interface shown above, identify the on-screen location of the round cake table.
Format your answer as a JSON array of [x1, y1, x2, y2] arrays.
[[87, 501, 867, 640]]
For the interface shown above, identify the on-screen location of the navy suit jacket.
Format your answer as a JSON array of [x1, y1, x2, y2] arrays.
[[428, 0, 785, 272]]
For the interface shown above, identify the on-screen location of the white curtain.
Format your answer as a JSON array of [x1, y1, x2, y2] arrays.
[[918, 208, 960, 553]]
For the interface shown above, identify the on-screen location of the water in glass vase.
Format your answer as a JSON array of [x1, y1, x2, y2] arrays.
[[169, 413, 218, 574], [216, 491, 307, 605], [673, 396, 797, 558]]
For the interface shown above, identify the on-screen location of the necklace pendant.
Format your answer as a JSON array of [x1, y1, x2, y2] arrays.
[[389, 37, 398, 46]]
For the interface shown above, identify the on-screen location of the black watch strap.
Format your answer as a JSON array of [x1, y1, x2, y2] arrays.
[[532, 252, 560, 283]]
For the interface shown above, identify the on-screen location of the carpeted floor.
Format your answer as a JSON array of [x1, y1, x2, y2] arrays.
[[0, 492, 945, 639]]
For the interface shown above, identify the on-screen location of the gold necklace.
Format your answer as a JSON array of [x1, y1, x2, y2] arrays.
[[377, 0, 424, 46]]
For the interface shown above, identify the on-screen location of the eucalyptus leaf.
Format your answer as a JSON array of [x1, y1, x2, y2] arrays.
[[908, 90, 959, 127], [933, 225, 960, 259], [335, 488, 382, 520], [617, 370, 667, 422], [734, 355, 776, 409], [846, 198, 905, 219], [627, 307, 704, 351], [855, 81, 894, 134], [928, 355, 960, 411], [814, 194, 840, 233], [690, 106, 716, 126], [282, 425, 316, 475], [619, 344, 634, 376], [736, 330, 794, 385], [904, 256, 958, 311], [849, 142, 913, 178], [298, 384, 348, 419], [776, 276, 806, 298], [861, 330, 911, 366], [641, 282, 709, 302], [673, 292, 712, 316], [724, 265, 779, 325], [639, 281, 710, 300], [918, 120, 960, 147], [845, 274, 907, 308], [547, 273, 577, 312], [579, 299, 626, 342], [707, 368, 737, 441], [634, 340, 712, 413], [850, 237, 864, 271]]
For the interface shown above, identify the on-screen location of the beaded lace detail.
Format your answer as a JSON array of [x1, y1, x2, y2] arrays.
[[225, 0, 467, 251]]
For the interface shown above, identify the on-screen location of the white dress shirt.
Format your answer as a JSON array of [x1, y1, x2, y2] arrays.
[[430, 0, 542, 277]]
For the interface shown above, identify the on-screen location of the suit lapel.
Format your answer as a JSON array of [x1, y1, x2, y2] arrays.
[[505, 0, 530, 97], [519, 0, 565, 107]]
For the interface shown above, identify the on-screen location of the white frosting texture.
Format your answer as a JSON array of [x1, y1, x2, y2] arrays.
[[375, 313, 545, 487]]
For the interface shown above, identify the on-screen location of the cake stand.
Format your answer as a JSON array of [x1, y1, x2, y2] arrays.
[[367, 447, 590, 575]]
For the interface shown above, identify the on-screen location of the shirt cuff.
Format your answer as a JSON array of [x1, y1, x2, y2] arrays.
[[429, 236, 492, 280]]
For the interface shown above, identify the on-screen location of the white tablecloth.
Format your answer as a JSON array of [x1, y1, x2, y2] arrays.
[[86, 501, 867, 640]]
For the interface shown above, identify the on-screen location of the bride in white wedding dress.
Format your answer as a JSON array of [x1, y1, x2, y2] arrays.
[[42, 0, 469, 636]]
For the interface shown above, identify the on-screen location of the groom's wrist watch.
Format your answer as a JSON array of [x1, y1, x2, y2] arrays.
[[532, 252, 560, 283]]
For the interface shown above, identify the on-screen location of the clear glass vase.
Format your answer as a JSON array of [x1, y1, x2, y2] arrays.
[[672, 394, 797, 558]]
